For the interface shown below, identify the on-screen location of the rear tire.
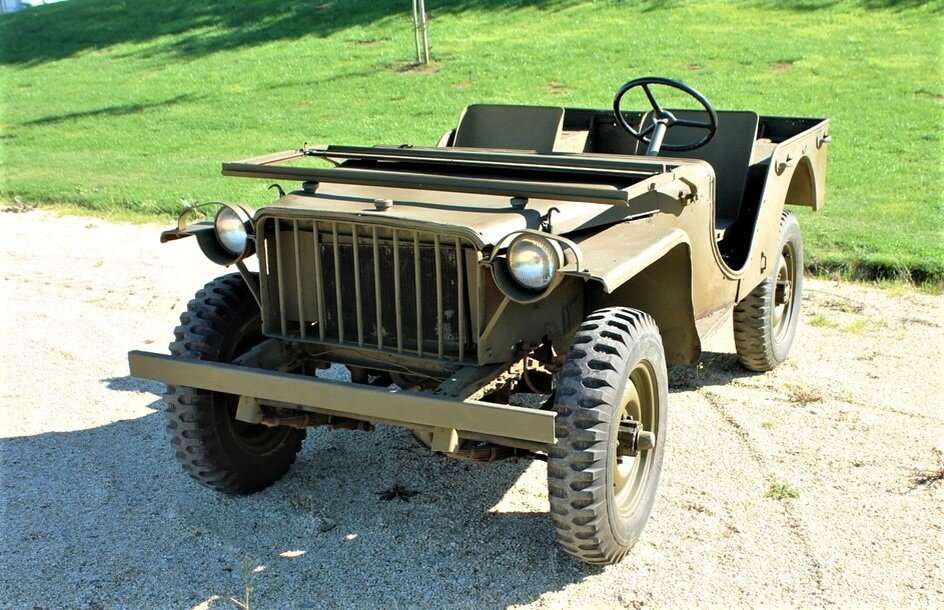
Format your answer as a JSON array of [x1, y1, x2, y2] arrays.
[[733, 210, 804, 372], [547, 308, 667, 565], [164, 273, 306, 494]]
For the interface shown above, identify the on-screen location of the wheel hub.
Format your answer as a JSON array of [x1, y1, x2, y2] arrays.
[[616, 420, 655, 457]]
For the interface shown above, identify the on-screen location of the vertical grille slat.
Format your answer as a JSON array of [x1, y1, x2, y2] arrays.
[[260, 217, 476, 362], [257, 218, 271, 327], [274, 220, 288, 337], [292, 220, 306, 339], [331, 222, 344, 343], [434, 235, 443, 359], [393, 229, 403, 354], [372, 226, 383, 350], [312, 223, 326, 342], [456, 237, 466, 362], [352, 225, 364, 346], [413, 232, 423, 357]]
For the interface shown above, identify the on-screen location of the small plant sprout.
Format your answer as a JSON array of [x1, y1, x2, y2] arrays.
[[766, 482, 800, 500], [229, 557, 260, 610]]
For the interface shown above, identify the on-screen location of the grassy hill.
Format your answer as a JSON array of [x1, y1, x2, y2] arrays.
[[1, 0, 942, 282]]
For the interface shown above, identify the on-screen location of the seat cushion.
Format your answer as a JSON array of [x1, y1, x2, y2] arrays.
[[453, 104, 565, 153]]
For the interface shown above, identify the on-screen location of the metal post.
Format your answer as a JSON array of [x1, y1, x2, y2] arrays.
[[417, 0, 430, 64], [411, 0, 422, 64]]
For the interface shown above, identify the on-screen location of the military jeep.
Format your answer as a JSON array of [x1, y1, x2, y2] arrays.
[[129, 77, 830, 564]]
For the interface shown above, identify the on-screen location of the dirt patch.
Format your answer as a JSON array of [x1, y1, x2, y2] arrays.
[[392, 61, 440, 74], [354, 38, 386, 46], [545, 81, 570, 95]]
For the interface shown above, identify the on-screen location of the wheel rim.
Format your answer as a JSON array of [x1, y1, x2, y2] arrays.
[[772, 241, 797, 342], [613, 361, 659, 516]]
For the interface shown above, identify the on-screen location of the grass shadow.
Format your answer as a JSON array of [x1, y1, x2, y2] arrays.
[[0, 0, 578, 67], [19, 94, 197, 127], [752, 0, 941, 10]]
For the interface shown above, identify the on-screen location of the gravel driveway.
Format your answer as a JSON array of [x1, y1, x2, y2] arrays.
[[1, 210, 942, 609]]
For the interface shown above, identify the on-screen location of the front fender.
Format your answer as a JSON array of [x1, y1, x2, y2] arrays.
[[569, 222, 700, 364], [563, 222, 690, 292]]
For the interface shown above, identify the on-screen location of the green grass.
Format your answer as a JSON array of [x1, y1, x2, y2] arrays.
[[1, 0, 942, 281]]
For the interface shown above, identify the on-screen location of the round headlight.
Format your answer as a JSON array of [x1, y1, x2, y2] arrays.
[[507, 234, 561, 291], [214, 207, 248, 255]]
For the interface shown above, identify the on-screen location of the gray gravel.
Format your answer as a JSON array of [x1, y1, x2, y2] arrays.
[[1, 210, 942, 609]]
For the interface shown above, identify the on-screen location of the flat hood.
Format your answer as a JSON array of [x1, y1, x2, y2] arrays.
[[258, 182, 648, 248]]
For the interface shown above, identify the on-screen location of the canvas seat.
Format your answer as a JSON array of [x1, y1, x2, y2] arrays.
[[453, 104, 566, 153]]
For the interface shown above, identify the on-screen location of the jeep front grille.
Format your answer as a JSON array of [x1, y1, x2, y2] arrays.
[[256, 217, 477, 362]]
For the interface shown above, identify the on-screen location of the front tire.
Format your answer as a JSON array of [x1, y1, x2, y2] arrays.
[[733, 210, 804, 372], [164, 274, 306, 494], [547, 308, 667, 565]]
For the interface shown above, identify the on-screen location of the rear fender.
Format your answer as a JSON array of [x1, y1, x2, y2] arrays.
[[738, 122, 830, 296]]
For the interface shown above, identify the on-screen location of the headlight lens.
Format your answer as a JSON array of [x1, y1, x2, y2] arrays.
[[214, 207, 248, 255], [507, 234, 561, 291]]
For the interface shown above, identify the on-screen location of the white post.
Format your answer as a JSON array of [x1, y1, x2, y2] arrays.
[[411, 0, 421, 64], [417, 0, 429, 64]]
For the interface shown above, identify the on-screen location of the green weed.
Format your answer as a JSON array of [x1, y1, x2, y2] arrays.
[[766, 482, 800, 500], [230, 557, 257, 610], [809, 314, 837, 328]]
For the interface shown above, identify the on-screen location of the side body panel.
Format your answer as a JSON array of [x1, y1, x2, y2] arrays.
[[734, 120, 830, 300]]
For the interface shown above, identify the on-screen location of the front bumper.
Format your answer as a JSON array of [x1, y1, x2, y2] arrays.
[[128, 351, 556, 447]]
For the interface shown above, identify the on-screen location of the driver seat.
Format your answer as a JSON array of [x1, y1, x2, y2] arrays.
[[639, 110, 759, 235]]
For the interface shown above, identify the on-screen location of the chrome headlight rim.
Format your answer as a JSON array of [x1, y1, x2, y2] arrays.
[[506, 233, 563, 292], [213, 205, 252, 256]]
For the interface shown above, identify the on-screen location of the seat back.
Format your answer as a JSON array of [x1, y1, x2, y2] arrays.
[[453, 104, 565, 152], [643, 110, 759, 227]]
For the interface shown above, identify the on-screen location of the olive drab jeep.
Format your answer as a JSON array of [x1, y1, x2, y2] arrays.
[[129, 77, 830, 564]]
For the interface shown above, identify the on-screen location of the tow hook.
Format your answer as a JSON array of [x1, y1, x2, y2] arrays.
[[617, 420, 655, 456]]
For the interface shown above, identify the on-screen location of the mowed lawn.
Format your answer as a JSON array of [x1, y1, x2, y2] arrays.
[[0, 0, 941, 280]]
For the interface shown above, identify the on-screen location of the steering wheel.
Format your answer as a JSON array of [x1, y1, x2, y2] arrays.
[[613, 76, 718, 156]]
